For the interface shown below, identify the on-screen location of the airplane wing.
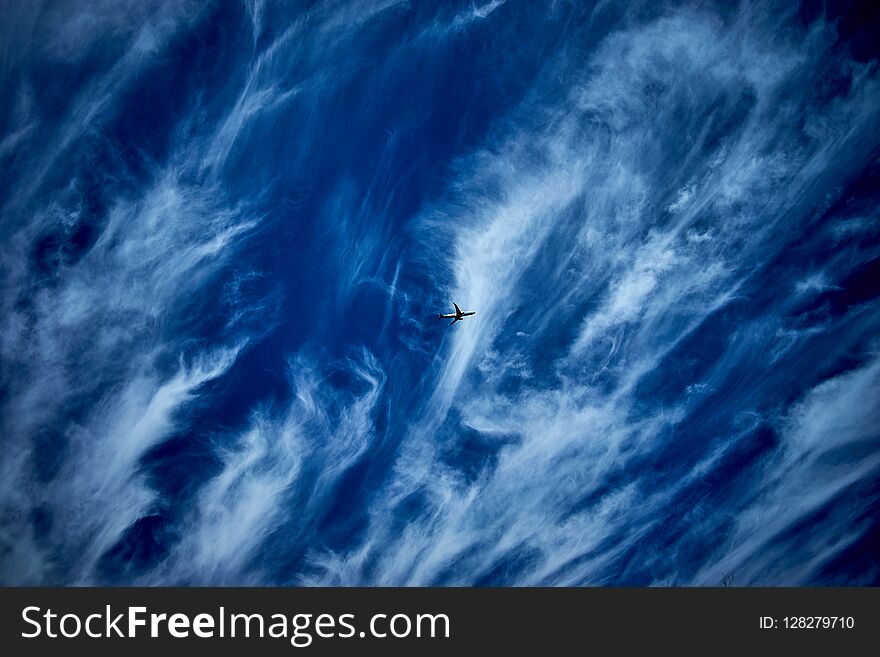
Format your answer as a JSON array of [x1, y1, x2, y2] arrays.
[[453, 302, 462, 315], [450, 317, 459, 325]]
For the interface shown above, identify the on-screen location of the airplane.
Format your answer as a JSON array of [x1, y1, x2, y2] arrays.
[[438, 302, 476, 325]]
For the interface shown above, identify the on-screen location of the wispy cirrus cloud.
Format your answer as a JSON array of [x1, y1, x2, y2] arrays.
[[305, 3, 880, 585]]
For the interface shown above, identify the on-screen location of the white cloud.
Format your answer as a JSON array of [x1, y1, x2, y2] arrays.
[[693, 354, 880, 585], [304, 3, 880, 586]]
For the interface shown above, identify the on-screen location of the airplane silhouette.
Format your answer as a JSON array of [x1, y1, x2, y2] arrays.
[[438, 302, 476, 325]]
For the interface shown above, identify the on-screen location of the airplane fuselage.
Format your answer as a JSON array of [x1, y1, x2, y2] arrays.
[[438, 303, 476, 324]]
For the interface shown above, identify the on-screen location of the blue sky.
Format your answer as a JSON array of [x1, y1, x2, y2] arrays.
[[1, 0, 879, 585]]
